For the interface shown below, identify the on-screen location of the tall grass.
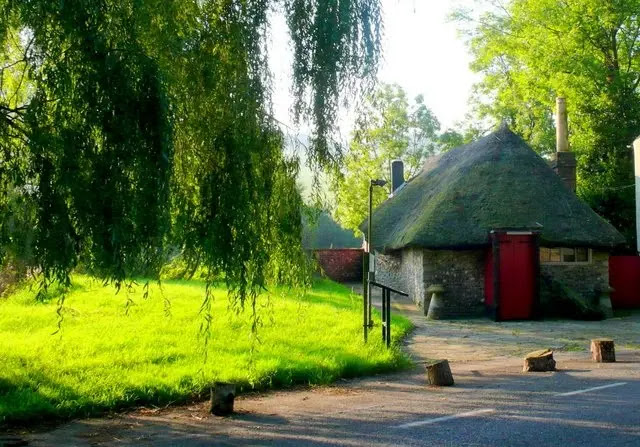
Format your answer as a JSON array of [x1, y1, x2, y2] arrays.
[[0, 276, 412, 425]]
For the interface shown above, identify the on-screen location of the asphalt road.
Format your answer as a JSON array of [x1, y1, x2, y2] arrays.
[[17, 349, 640, 446]]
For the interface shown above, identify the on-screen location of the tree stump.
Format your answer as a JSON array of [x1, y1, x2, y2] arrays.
[[591, 338, 615, 362], [523, 349, 556, 372], [210, 382, 236, 416], [426, 359, 454, 386]]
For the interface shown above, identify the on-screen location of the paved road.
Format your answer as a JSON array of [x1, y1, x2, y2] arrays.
[[11, 292, 640, 446], [20, 352, 640, 446]]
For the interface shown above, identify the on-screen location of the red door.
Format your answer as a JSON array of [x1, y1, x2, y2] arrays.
[[489, 233, 538, 320]]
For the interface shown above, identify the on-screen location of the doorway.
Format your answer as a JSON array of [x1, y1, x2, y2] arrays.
[[485, 231, 539, 321]]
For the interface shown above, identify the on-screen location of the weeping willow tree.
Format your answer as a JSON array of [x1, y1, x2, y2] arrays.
[[0, 1, 382, 310]]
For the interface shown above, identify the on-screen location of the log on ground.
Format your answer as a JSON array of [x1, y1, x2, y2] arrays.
[[426, 359, 454, 386], [591, 338, 615, 362], [523, 349, 556, 372]]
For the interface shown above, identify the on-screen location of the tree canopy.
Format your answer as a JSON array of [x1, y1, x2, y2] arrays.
[[0, 0, 383, 305], [454, 0, 640, 247], [332, 83, 443, 234], [301, 208, 361, 249]]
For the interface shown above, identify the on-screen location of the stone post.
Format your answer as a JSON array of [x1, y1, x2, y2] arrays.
[[426, 284, 445, 319]]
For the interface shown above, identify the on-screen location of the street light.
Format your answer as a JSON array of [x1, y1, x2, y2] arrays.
[[364, 178, 387, 343]]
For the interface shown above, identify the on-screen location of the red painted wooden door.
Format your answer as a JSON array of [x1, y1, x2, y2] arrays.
[[609, 256, 640, 309], [497, 234, 536, 320]]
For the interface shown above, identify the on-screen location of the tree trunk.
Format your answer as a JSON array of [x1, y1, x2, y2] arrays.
[[591, 338, 616, 362], [426, 359, 454, 386], [210, 382, 236, 416], [523, 349, 555, 372]]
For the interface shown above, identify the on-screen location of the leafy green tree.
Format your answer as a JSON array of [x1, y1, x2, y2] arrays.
[[0, 1, 383, 308], [301, 207, 362, 249], [438, 129, 466, 152], [454, 0, 640, 246], [332, 83, 441, 234]]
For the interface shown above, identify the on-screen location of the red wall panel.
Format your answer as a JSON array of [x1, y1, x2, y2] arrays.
[[610, 256, 640, 309]]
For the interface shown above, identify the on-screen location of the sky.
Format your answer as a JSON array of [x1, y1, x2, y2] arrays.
[[270, 0, 480, 137], [376, 0, 479, 130]]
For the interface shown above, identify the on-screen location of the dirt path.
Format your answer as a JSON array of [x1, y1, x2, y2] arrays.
[[8, 291, 640, 446]]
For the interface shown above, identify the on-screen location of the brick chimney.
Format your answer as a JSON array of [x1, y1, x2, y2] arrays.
[[550, 97, 577, 192]]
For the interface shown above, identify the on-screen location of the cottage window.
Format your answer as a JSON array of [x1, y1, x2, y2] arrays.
[[540, 247, 591, 264]]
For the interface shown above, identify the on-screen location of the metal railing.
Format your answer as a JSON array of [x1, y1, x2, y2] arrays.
[[366, 280, 408, 348]]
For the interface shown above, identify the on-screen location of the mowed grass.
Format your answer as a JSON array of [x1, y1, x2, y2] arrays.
[[0, 275, 412, 425]]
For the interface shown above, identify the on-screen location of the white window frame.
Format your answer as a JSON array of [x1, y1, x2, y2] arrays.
[[540, 247, 592, 265]]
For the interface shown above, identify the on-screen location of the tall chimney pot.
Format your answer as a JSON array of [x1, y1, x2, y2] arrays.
[[550, 97, 576, 192], [391, 159, 405, 194], [556, 97, 569, 152]]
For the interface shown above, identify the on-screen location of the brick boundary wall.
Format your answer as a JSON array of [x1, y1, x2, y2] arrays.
[[314, 249, 364, 282]]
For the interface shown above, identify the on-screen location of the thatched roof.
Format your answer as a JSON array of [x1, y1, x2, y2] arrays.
[[366, 126, 625, 251]]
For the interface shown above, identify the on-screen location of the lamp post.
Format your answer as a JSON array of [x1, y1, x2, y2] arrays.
[[364, 178, 387, 342]]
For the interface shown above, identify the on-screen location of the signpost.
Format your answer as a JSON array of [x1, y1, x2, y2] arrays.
[[362, 178, 409, 347], [364, 178, 387, 343]]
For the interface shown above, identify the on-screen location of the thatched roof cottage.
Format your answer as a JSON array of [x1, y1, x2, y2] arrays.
[[367, 115, 626, 320]]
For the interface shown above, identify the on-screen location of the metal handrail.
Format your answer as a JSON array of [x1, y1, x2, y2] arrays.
[[368, 281, 408, 297], [365, 281, 408, 348]]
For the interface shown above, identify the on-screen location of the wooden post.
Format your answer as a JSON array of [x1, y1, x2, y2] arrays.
[[523, 349, 556, 372], [210, 382, 236, 416], [426, 359, 454, 386], [591, 338, 616, 362]]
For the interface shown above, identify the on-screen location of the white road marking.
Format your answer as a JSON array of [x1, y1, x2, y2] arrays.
[[395, 408, 496, 429], [557, 382, 627, 397]]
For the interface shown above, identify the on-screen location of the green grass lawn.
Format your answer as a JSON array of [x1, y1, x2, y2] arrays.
[[0, 276, 412, 425]]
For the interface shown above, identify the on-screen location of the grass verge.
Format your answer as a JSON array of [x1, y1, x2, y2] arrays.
[[0, 276, 412, 425]]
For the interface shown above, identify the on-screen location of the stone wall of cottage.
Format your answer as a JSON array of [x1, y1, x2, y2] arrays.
[[376, 248, 486, 317], [422, 249, 486, 318], [375, 249, 425, 306], [540, 250, 610, 302], [401, 248, 425, 309], [376, 247, 611, 319], [374, 251, 405, 292]]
